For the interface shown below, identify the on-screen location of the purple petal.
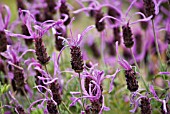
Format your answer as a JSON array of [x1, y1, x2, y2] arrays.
[[149, 85, 159, 100], [159, 72, 170, 75], [108, 69, 120, 93]]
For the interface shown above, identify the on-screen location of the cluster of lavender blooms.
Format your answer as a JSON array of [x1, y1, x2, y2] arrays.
[[0, 0, 170, 114]]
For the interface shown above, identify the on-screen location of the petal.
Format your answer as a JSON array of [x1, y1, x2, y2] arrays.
[[149, 85, 159, 100], [108, 69, 120, 93]]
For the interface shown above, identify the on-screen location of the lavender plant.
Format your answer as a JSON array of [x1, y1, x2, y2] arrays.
[[0, 0, 170, 114]]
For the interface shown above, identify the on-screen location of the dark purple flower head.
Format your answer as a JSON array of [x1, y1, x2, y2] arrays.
[[47, 100, 59, 114], [122, 23, 134, 48]]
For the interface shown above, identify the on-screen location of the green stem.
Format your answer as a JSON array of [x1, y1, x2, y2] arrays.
[[62, 101, 73, 114], [151, 20, 163, 69], [21, 87, 31, 105], [130, 48, 149, 92], [44, 64, 49, 74], [58, 105, 61, 114], [78, 73, 85, 111]]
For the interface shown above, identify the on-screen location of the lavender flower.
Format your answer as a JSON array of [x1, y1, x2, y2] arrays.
[[98, 1, 153, 48], [53, 26, 67, 51], [1, 45, 35, 88], [70, 66, 111, 114], [129, 92, 152, 113], [143, 0, 156, 19], [95, 10, 105, 32], [5, 9, 63, 65], [0, 5, 10, 52], [122, 23, 134, 48], [59, 0, 71, 26], [57, 23, 95, 73], [118, 55, 139, 92], [113, 26, 121, 45], [47, 100, 59, 114], [49, 81, 62, 105], [140, 97, 152, 114]]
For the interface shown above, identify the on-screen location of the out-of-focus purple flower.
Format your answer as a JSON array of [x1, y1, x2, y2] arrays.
[[59, 0, 71, 26], [0, 5, 11, 52]]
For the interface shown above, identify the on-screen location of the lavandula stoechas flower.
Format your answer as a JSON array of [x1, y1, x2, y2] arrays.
[[53, 25, 67, 51], [122, 23, 134, 48], [59, 0, 71, 26], [29, 85, 59, 114], [6, 9, 63, 65], [107, 4, 122, 44], [143, 0, 155, 19], [0, 5, 10, 52], [47, 100, 59, 114], [70, 65, 117, 114], [16, 0, 33, 46], [129, 92, 152, 113], [57, 23, 95, 73], [0, 45, 35, 89], [25, 58, 47, 92], [29, 55, 62, 113], [142, 0, 166, 19], [117, 45, 139, 92], [99, 0, 152, 49]]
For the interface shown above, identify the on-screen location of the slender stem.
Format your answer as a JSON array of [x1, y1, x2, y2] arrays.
[[130, 48, 149, 92], [58, 105, 61, 114], [62, 101, 73, 114], [101, 31, 106, 67], [151, 20, 163, 69], [78, 73, 85, 111], [44, 64, 49, 74], [21, 87, 31, 105]]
